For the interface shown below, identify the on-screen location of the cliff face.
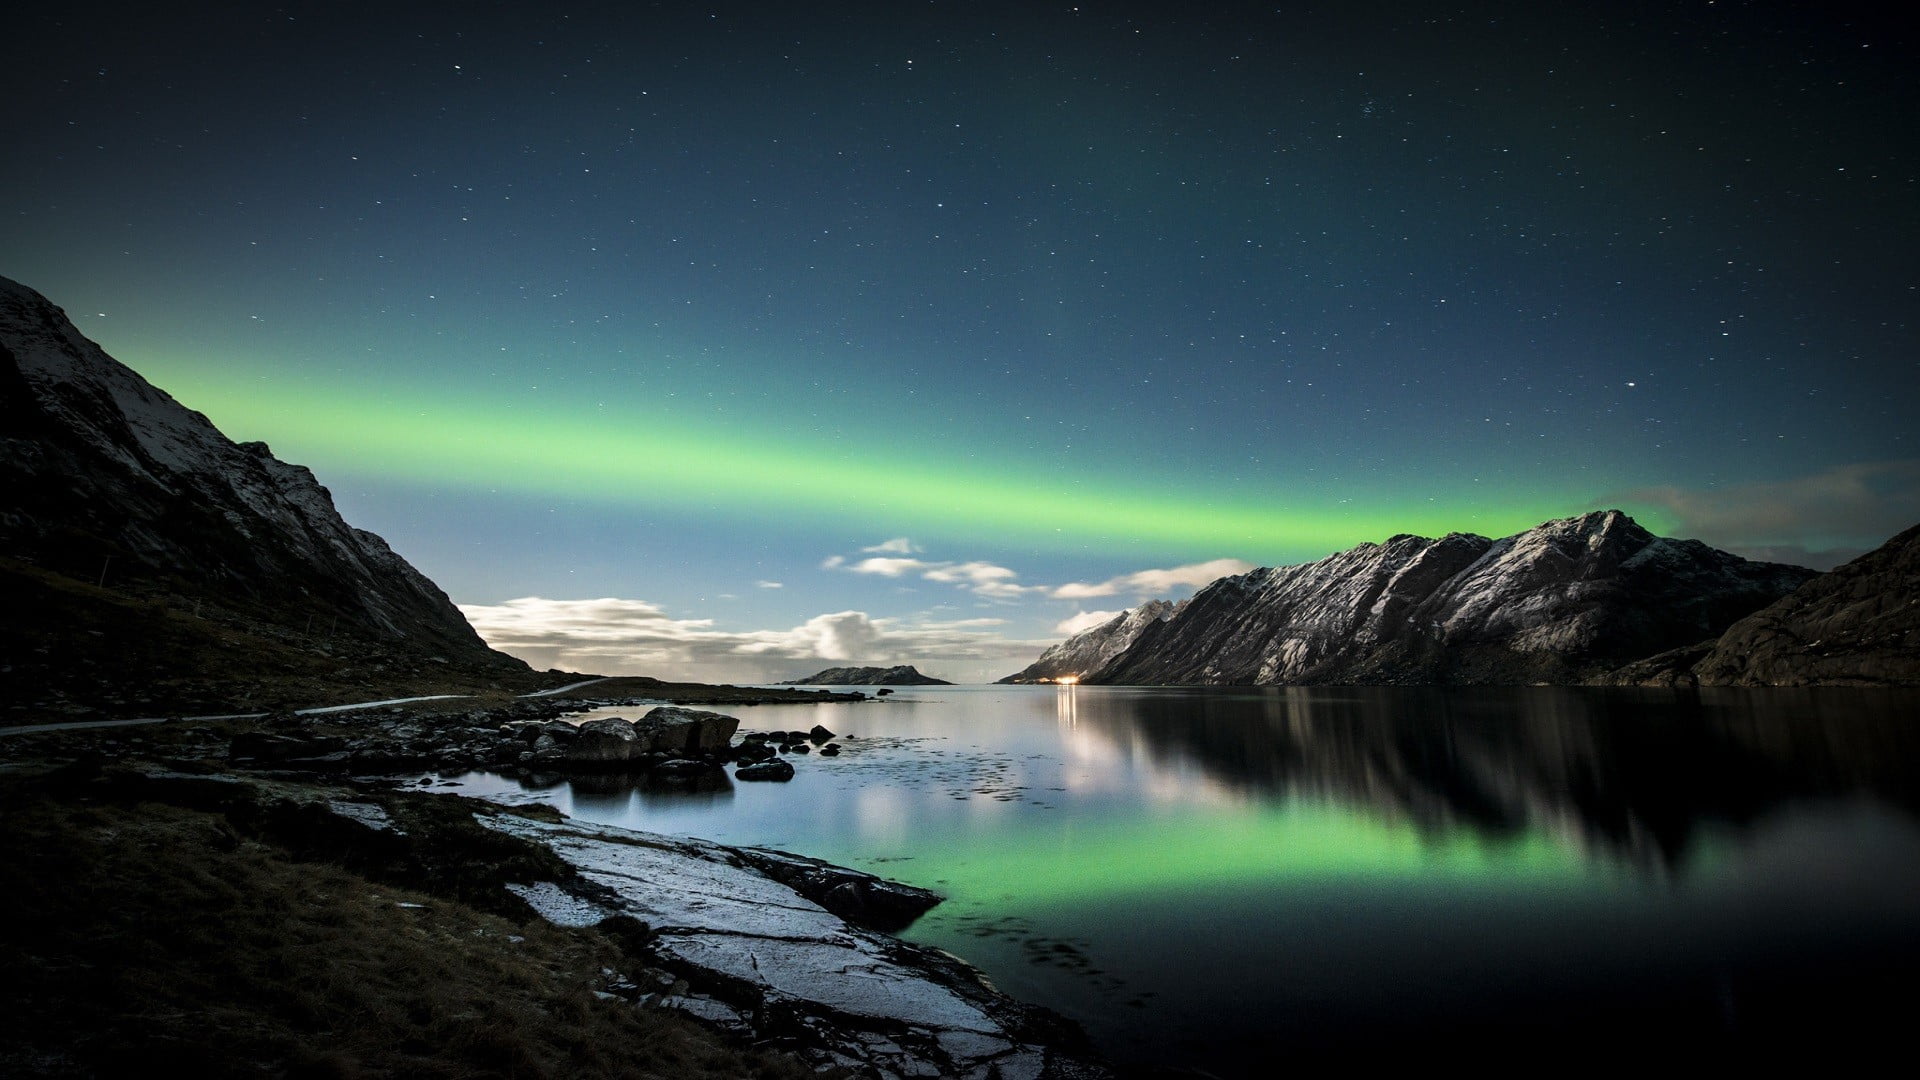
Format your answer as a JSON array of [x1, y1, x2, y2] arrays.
[[1084, 511, 1815, 686], [0, 276, 522, 684], [998, 600, 1183, 683], [1612, 522, 1920, 687]]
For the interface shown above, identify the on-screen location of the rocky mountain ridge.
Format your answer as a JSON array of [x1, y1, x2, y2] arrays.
[[998, 599, 1184, 683], [1059, 511, 1817, 685], [1, 275, 527, 716], [1609, 522, 1920, 687]]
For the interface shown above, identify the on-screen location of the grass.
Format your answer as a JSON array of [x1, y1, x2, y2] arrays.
[[0, 772, 823, 1079]]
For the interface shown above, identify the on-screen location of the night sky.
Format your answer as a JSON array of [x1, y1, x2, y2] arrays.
[[6, 2, 1916, 681]]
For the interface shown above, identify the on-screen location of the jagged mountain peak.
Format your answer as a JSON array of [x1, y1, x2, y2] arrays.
[[1071, 513, 1815, 686]]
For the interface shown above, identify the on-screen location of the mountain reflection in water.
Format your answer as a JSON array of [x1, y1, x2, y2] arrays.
[[1065, 685, 1920, 870], [450, 685, 1920, 1071]]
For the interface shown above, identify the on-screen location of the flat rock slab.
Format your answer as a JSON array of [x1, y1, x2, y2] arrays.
[[476, 813, 1109, 1079]]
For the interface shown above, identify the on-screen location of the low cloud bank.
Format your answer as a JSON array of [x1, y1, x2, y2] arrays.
[[1610, 460, 1920, 569], [461, 597, 1047, 684]]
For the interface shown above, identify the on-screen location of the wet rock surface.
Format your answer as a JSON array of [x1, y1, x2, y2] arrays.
[[32, 763, 1109, 1078], [481, 813, 1109, 1078]]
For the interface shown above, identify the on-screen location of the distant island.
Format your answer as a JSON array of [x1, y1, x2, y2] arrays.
[[781, 665, 952, 686]]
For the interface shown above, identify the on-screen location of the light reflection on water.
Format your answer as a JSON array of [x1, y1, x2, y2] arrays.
[[445, 684, 1920, 1071]]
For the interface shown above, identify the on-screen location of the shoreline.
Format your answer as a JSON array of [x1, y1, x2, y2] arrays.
[[0, 695, 1116, 1079]]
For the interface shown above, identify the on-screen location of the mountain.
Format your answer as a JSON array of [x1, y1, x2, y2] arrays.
[[997, 600, 1183, 683], [780, 665, 952, 685], [1079, 511, 1815, 686], [0, 275, 529, 717], [1610, 522, 1920, 687]]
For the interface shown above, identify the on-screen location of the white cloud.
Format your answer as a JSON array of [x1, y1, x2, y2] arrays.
[[1607, 460, 1920, 566], [861, 538, 921, 554], [922, 561, 1017, 586], [922, 561, 1041, 597], [846, 556, 934, 577], [1056, 609, 1123, 635], [753, 580, 784, 589], [1051, 557, 1254, 599], [459, 597, 1051, 684], [830, 549, 1040, 598]]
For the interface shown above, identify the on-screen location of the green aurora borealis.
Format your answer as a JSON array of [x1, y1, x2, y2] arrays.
[[155, 365, 1602, 561], [5, 2, 1915, 679]]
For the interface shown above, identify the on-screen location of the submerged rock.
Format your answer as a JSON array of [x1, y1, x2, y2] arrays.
[[735, 760, 795, 782]]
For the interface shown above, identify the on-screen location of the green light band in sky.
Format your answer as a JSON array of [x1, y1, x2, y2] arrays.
[[161, 372, 1628, 561]]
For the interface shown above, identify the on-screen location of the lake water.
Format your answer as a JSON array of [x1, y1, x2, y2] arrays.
[[445, 684, 1920, 1070]]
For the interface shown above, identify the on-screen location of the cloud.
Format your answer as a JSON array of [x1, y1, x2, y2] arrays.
[[1055, 609, 1123, 635], [459, 597, 1051, 683], [861, 538, 920, 554], [753, 580, 784, 589], [845, 556, 935, 577], [922, 561, 1043, 598], [1607, 460, 1920, 566], [1051, 558, 1255, 599], [830, 549, 1040, 598]]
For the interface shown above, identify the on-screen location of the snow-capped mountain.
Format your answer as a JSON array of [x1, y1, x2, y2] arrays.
[[1077, 511, 1816, 685], [0, 274, 515, 667], [998, 599, 1185, 683]]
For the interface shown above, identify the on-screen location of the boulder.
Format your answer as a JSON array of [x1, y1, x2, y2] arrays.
[[808, 724, 835, 743], [736, 760, 796, 782], [733, 741, 777, 764], [635, 707, 741, 754], [563, 717, 640, 764]]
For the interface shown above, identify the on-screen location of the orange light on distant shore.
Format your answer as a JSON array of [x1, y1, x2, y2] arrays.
[[1056, 675, 1080, 685]]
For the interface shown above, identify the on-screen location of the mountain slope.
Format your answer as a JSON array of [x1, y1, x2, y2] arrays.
[[998, 600, 1183, 683], [1611, 522, 1920, 686], [1085, 511, 1814, 686], [0, 275, 528, 717]]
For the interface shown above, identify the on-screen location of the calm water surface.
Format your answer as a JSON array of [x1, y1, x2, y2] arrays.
[[446, 685, 1920, 1070]]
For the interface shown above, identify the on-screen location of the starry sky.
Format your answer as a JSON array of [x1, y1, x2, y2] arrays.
[[5, 2, 1917, 681]]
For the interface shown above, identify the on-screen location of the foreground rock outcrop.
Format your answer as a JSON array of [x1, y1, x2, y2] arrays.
[[42, 764, 1107, 1078], [1610, 522, 1920, 687], [3, 760, 1108, 1077], [781, 665, 952, 685], [1067, 511, 1814, 686], [485, 813, 1107, 1077], [999, 600, 1183, 683]]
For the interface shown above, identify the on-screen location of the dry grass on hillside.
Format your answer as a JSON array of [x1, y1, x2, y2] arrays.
[[0, 779, 821, 1079]]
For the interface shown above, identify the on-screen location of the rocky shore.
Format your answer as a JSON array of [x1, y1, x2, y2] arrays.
[[0, 697, 1114, 1079]]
